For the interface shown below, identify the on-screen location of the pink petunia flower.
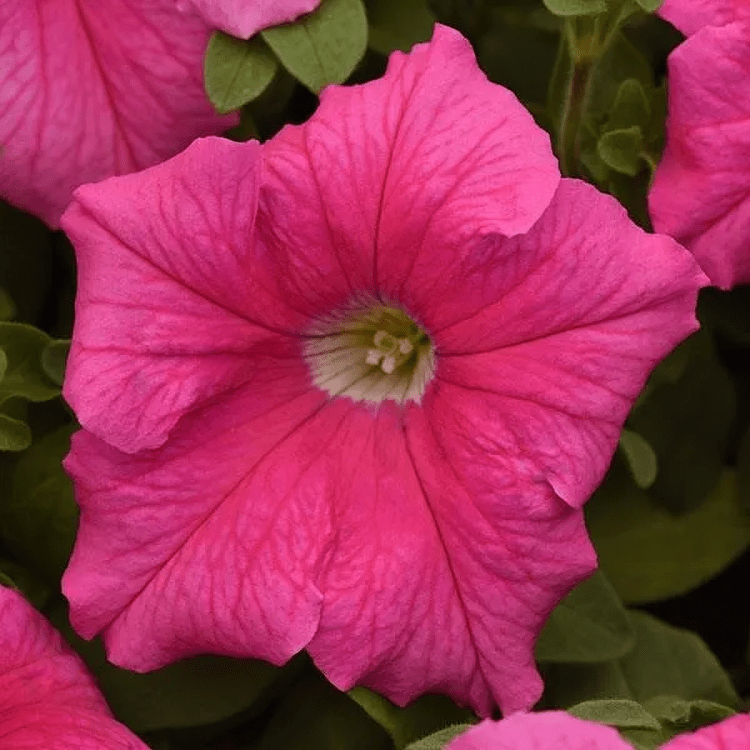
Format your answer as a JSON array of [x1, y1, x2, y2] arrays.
[[0, 585, 148, 749], [648, 20, 750, 289], [0, 0, 237, 228], [445, 711, 750, 750], [60, 25, 705, 716], [658, 0, 749, 36], [180, 0, 321, 39]]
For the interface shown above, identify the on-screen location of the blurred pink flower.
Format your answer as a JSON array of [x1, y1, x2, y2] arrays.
[[446, 711, 750, 750], [181, 0, 321, 39], [648, 20, 750, 289], [0, 0, 237, 228], [658, 0, 748, 36], [60, 25, 704, 716], [0, 585, 148, 750]]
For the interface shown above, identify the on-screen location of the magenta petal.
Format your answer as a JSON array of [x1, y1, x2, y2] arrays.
[[183, 0, 321, 38], [446, 713, 631, 750], [260, 24, 559, 319], [649, 22, 750, 289], [0, 0, 236, 228], [658, 0, 748, 35], [63, 372, 330, 670], [661, 714, 750, 750], [61, 137, 318, 454], [0, 586, 148, 749]]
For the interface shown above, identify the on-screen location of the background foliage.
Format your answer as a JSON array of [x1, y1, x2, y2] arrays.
[[1, 0, 748, 748]]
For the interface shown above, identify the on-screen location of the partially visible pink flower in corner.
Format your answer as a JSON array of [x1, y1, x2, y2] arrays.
[[446, 711, 750, 750], [648, 19, 750, 289], [0, 585, 148, 750], [658, 0, 749, 36], [0, 0, 237, 228], [180, 0, 321, 39], [60, 25, 705, 717]]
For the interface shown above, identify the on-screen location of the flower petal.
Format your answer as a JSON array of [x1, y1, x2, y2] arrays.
[[649, 22, 750, 289], [658, 0, 747, 36], [63, 369, 330, 670], [0, 586, 148, 749], [183, 0, 321, 38], [61, 137, 317, 454], [661, 714, 750, 750], [0, 0, 236, 227], [430, 181, 704, 507], [446, 712, 631, 750], [259, 23, 559, 317]]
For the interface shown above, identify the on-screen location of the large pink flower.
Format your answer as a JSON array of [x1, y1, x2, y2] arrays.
[[446, 711, 750, 750], [658, 0, 749, 36], [0, 585, 148, 749], [0, 0, 237, 228], [60, 26, 705, 716], [648, 20, 750, 289], [182, 0, 321, 39]]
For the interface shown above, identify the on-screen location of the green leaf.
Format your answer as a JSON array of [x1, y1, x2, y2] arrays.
[[619, 429, 658, 489], [405, 725, 472, 750], [628, 331, 736, 514], [40, 339, 70, 387], [0, 426, 77, 581], [634, 0, 664, 11], [597, 126, 644, 176], [542, 610, 739, 709], [606, 78, 651, 132], [643, 696, 735, 730], [258, 668, 392, 750], [536, 570, 634, 663], [0, 288, 14, 321], [0, 348, 6, 381], [204, 32, 278, 114], [366, 0, 434, 55], [262, 0, 367, 93], [568, 699, 661, 729], [543, 0, 606, 16], [587, 460, 750, 604], [48, 600, 296, 733], [349, 688, 476, 749], [0, 323, 59, 405], [0, 412, 32, 452]]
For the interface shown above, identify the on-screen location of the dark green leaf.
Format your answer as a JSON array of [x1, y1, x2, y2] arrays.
[[205, 32, 278, 114], [405, 725, 471, 750], [0, 323, 59, 405], [587, 460, 750, 604], [597, 126, 644, 175], [366, 0, 434, 55], [643, 696, 735, 730], [258, 668, 391, 750], [543, 0, 605, 16], [568, 699, 661, 729], [0, 348, 6, 382], [40, 339, 70, 387], [634, 0, 664, 12], [0, 412, 32, 452], [606, 78, 650, 132], [0, 288, 14, 321], [536, 570, 634, 663], [349, 688, 475, 749], [0, 559, 51, 608], [262, 0, 367, 93]]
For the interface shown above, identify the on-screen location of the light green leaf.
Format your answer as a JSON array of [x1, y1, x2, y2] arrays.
[[262, 0, 367, 93], [405, 725, 472, 750], [349, 688, 476, 749], [619, 429, 658, 489], [0, 323, 59, 405], [634, 0, 664, 11], [587, 461, 750, 604], [598, 126, 644, 176], [536, 570, 634, 663], [40, 339, 70, 387], [543, 0, 606, 16], [205, 32, 278, 114], [568, 699, 661, 730], [366, 0, 434, 55], [0, 412, 32, 452]]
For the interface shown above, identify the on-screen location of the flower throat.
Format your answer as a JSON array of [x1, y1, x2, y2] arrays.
[[304, 302, 435, 404]]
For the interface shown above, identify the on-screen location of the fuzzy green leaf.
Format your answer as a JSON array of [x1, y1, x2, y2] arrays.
[[405, 725, 472, 750], [205, 32, 278, 114], [0, 412, 31, 452], [40, 339, 70, 387], [262, 0, 367, 93], [568, 699, 661, 730], [598, 126, 644, 176], [0, 323, 59, 405], [543, 0, 606, 16]]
